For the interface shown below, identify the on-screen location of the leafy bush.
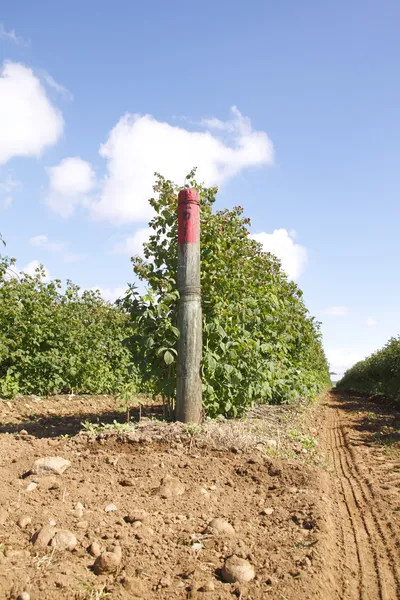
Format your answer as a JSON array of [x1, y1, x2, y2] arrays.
[[337, 336, 400, 401], [0, 244, 134, 397], [120, 171, 330, 417]]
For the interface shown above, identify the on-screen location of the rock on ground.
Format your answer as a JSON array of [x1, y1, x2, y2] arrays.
[[124, 509, 149, 523], [93, 545, 122, 574], [88, 541, 101, 557], [31, 525, 57, 548], [221, 555, 255, 583], [17, 516, 32, 529], [50, 530, 77, 551], [206, 517, 236, 536], [31, 457, 71, 476], [157, 474, 185, 498]]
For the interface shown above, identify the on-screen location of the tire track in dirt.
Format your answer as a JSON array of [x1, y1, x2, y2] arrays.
[[326, 393, 399, 600], [328, 421, 362, 599]]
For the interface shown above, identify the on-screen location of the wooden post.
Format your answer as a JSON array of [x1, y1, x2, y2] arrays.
[[176, 188, 202, 423]]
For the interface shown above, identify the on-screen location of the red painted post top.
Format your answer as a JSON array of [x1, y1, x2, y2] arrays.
[[178, 188, 200, 244]]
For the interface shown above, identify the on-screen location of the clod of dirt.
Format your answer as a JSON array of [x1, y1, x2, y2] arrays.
[[16, 593, 30, 600], [157, 474, 185, 498], [88, 542, 101, 557], [206, 518, 236, 536], [199, 581, 215, 592], [267, 462, 282, 477], [17, 516, 32, 529], [104, 503, 117, 512], [119, 478, 134, 487], [30, 456, 71, 476], [93, 545, 122, 575], [221, 555, 255, 583], [302, 518, 316, 530], [135, 525, 154, 540], [31, 525, 57, 548], [121, 576, 149, 597], [50, 530, 77, 551], [124, 509, 149, 524]]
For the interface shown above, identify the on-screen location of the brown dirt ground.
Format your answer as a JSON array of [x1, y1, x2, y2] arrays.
[[0, 390, 398, 600]]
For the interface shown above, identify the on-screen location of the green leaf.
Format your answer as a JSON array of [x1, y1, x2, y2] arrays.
[[164, 350, 174, 365]]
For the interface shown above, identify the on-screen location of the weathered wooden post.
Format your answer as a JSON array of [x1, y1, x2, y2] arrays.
[[176, 188, 202, 423]]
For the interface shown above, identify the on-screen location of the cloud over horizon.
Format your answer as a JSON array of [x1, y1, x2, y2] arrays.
[[251, 228, 307, 281], [45, 106, 274, 224]]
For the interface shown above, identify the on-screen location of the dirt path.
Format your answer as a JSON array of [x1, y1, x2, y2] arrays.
[[322, 391, 400, 600], [0, 391, 398, 599]]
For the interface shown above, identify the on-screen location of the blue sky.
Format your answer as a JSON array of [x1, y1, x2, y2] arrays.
[[1, 0, 399, 377]]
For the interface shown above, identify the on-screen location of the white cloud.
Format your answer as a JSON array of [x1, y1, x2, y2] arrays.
[[30, 234, 65, 252], [322, 306, 349, 317], [250, 229, 307, 280], [0, 174, 21, 208], [46, 157, 95, 217], [326, 348, 363, 378], [113, 228, 152, 256], [91, 286, 127, 303], [46, 106, 273, 224], [21, 260, 51, 281], [29, 233, 86, 263], [366, 317, 377, 326], [0, 62, 63, 165], [40, 71, 74, 101], [0, 24, 29, 46]]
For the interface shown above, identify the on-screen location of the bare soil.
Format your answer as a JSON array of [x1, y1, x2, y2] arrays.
[[0, 391, 398, 600]]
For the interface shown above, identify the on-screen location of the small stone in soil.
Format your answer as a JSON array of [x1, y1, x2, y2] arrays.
[[105, 504, 117, 512], [31, 456, 71, 476], [124, 509, 149, 523], [17, 593, 30, 600], [157, 474, 185, 498], [51, 530, 77, 551], [74, 502, 84, 518], [206, 518, 235, 537], [159, 575, 173, 587], [31, 525, 57, 548], [221, 555, 255, 584], [260, 508, 274, 516], [17, 516, 32, 529], [88, 541, 101, 557], [93, 545, 122, 574], [25, 482, 37, 492]]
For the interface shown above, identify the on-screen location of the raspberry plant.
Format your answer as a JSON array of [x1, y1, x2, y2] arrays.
[[120, 171, 330, 417]]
